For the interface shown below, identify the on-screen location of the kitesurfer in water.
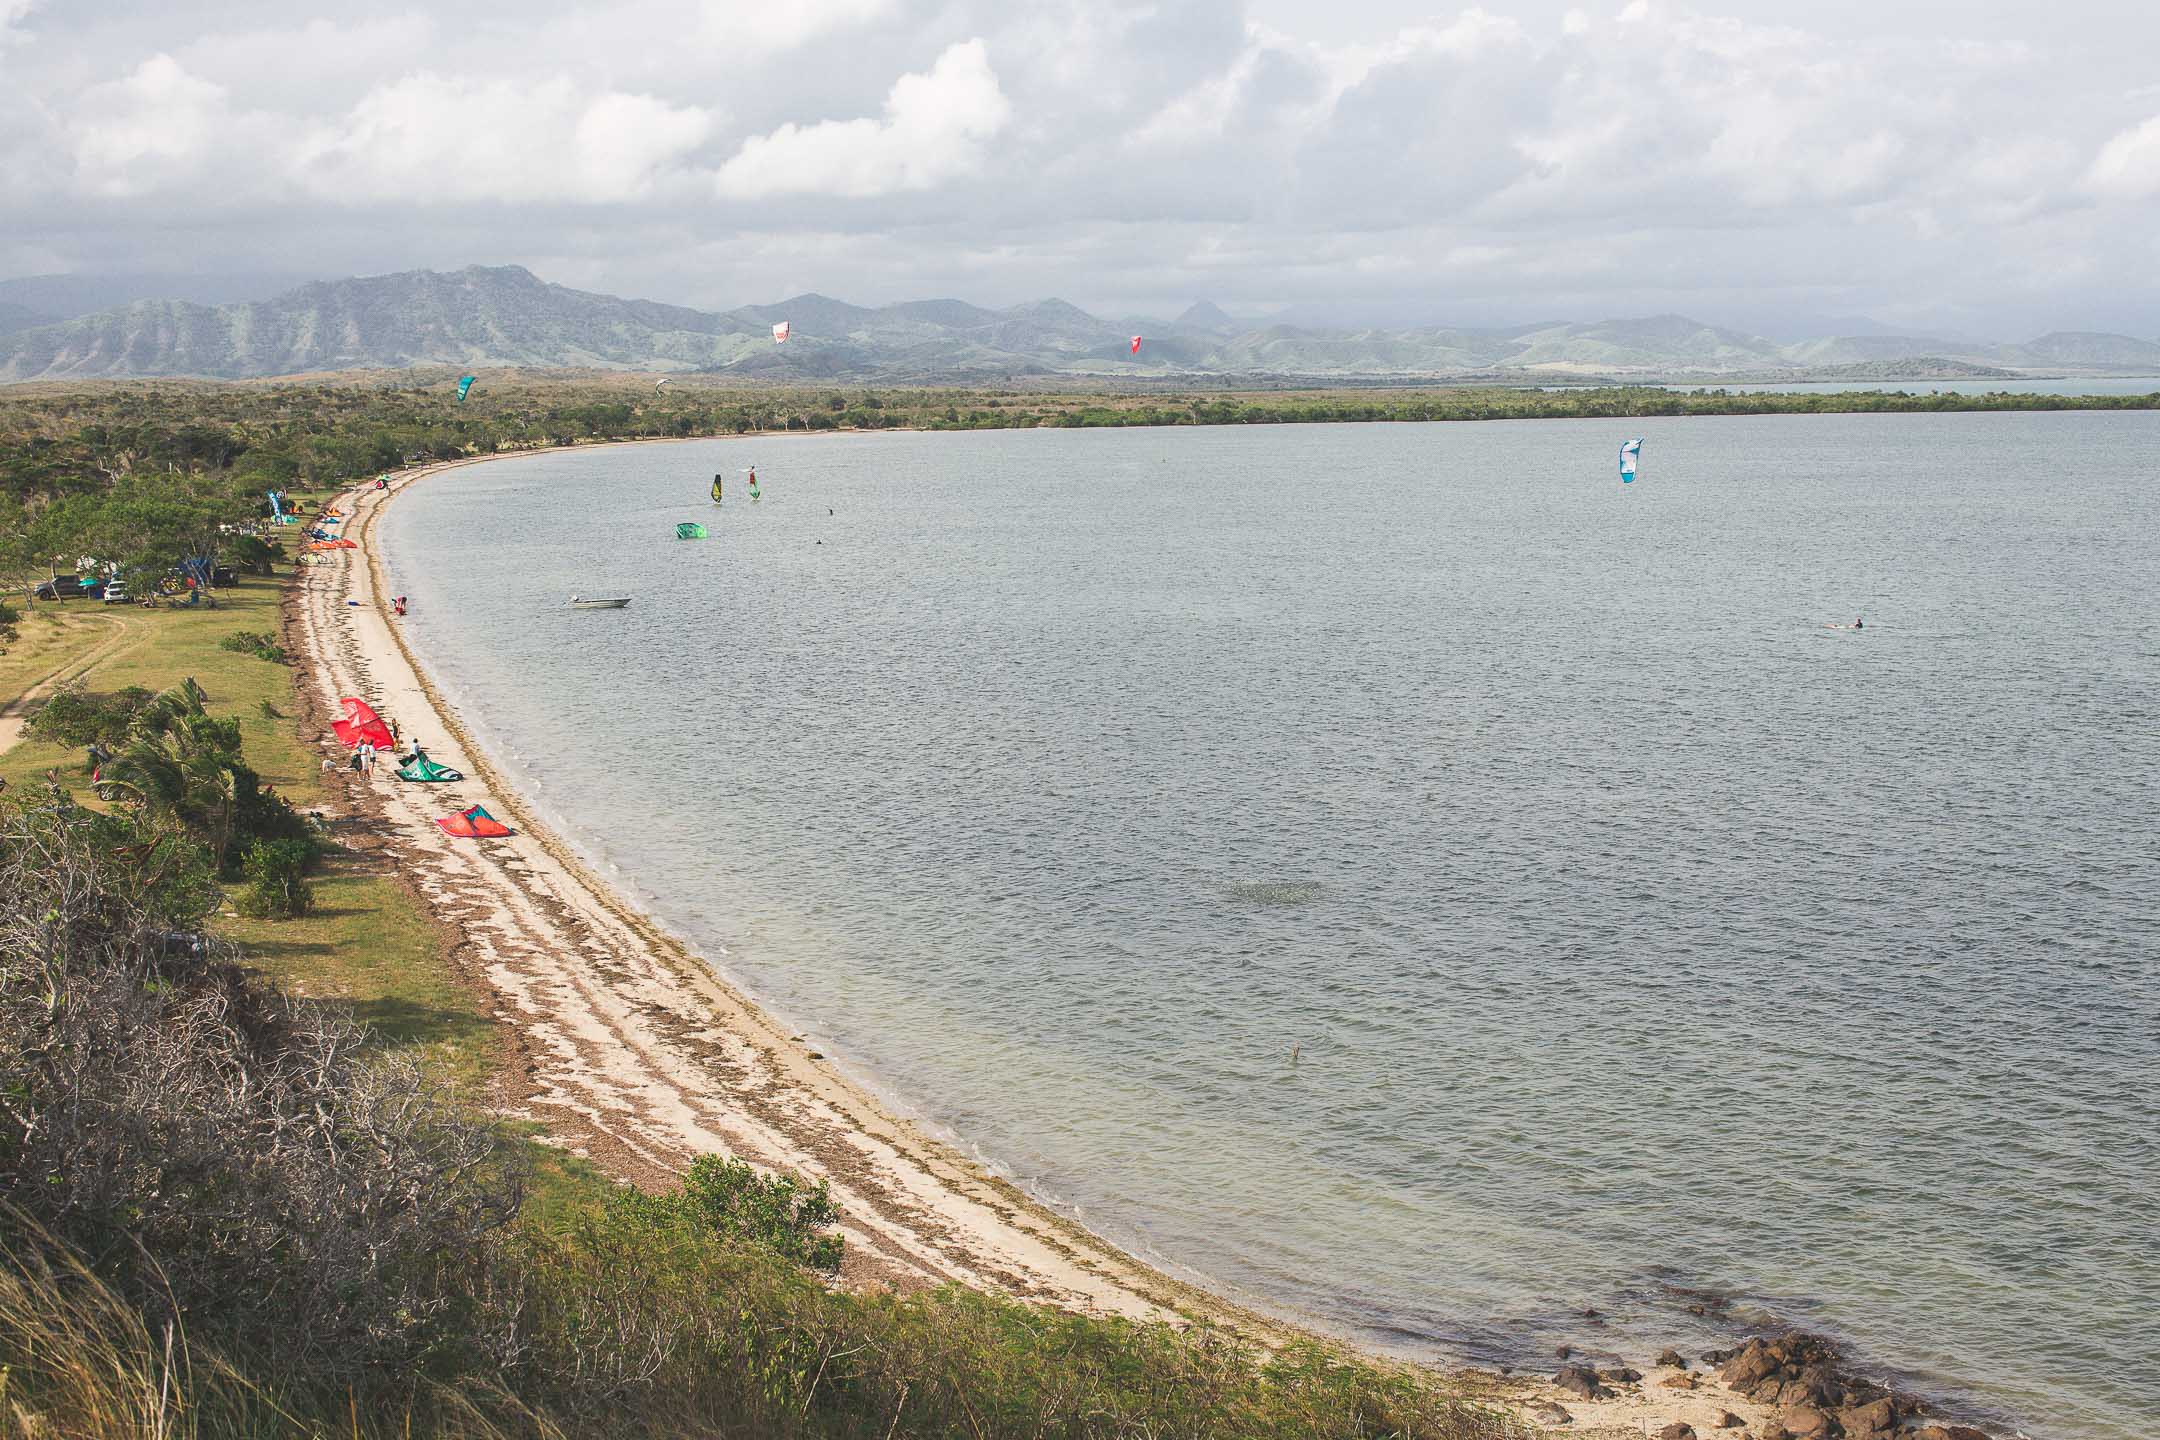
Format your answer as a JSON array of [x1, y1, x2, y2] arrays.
[[1854, 618, 1863, 630]]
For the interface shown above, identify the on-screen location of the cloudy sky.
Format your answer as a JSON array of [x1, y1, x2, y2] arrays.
[[5, 0, 2160, 335]]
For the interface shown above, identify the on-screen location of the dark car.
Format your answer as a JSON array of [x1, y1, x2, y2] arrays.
[[212, 565, 238, 588], [32, 574, 82, 600]]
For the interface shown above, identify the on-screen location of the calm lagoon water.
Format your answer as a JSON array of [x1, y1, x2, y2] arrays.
[[1656, 378, 2160, 396], [381, 415, 2159, 1440]]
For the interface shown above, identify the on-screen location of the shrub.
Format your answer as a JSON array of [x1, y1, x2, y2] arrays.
[[230, 533, 278, 575], [218, 629, 285, 662], [234, 836, 315, 919], [24, 681, 154, 748], [0, 788, 523, 1381], [0, 597, 16, 649], [611, 1154, 844, 1273]]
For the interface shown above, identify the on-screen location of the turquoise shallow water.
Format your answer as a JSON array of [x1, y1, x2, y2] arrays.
[[381, 415, 2159, 1440]]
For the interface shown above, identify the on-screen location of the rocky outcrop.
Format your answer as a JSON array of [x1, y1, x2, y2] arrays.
[[1705, 1334, 1932, 1439], [1554, 1364, 1612, 1400]]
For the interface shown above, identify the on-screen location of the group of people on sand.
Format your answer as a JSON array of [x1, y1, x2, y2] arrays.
[[326, 717, 438, 778]]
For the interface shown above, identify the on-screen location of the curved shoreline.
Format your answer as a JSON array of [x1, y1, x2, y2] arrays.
[[294, 440, 1841, 1440], [297, 442, 1280, 1329]]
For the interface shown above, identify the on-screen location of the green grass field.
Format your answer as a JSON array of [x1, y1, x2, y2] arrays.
[[1, 576, 316, 796], [1, 562, 620, 1222]]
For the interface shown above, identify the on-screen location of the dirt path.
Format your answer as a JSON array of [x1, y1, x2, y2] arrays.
[[0, 612, 128, 755]]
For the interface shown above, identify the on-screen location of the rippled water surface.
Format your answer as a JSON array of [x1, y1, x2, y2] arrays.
[[381, 416, 2160, 1439]]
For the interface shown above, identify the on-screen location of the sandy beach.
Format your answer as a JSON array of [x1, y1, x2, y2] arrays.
[[286, 454, 1824, 1440]]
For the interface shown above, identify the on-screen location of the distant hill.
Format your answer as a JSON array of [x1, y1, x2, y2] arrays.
[[1802, 358, 2023, 381], [0, 302, 56, 338], [0, 271, 311, 323], [4, 265, 2158, 384], [2006, 331, 2160, 368], [1173, 300, 1240, 335]]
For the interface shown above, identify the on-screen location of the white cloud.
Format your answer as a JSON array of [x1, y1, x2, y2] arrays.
[[2085, 114, 2160, 200], [2, 0, 2158, 332], [300, 75, 714, 204], [694, 0, 896, 55], [71, 55, 231, 196], [715, 39, 1009, 198]]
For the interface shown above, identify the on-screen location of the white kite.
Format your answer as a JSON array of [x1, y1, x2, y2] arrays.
[[772, 321, 791, 344]]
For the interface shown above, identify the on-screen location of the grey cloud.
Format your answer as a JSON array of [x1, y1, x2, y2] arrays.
[[1, 0, 2157, 336]]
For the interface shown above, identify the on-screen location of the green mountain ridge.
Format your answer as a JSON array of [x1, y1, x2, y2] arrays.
[[3, 265, 2156, 383]]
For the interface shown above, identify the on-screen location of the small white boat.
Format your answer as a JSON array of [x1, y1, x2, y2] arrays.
[[568, 594, 632, 609]]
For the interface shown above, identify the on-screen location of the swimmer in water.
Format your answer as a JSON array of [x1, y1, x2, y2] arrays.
[[1854, 618, 1863, 629]]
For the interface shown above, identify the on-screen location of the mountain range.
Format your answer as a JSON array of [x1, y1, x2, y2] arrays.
[[4, 265, 2158, 384]]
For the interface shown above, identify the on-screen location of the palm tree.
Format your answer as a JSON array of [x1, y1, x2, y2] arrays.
[[93, 680, 242, 862]]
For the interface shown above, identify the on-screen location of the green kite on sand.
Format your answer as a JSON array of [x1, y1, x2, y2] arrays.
[[397, 753, 463, 783]]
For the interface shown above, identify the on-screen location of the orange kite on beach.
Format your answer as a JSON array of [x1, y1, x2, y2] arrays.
[[436, 804, 511, 839]]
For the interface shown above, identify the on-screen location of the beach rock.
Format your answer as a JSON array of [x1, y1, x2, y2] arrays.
[[1720, 1341, 1780, 1390], [1600, 1366, 1643, 1385], [1557, 1345, 1573, 1360], [1657, 1348, 1690, 1369], [1553, 1365, 1611, 1400], [1807, 1375, 1849, 1408], [1838, 1398, 1895, 1438], [1660, 1373, 1701, 1390], [1526, 1400, 1573, 1425], [1919, 1428, 1989, 1440], [1760, 1423, 1790, 1440], [1776, 1373, 1836, 1410], [1778, 1404, 1833, 1438], [1658, 1425, 1696, 1440], [1713, 1410, 1745, 1429]]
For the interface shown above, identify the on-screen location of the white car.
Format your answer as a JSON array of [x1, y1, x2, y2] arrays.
[[101, 581, 130, 605]]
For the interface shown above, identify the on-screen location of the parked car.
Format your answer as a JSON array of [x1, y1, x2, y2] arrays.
[[101, 581, 130, 605], [33, 574, 81, 600], [212, 565, 238, 588]]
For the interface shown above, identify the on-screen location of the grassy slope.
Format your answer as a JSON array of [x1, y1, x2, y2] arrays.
[[0, 562, 617, 1218], [1, 578, 311, 794]]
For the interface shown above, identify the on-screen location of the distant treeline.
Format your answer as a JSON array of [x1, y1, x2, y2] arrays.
[[4, 378, 2153, 564]]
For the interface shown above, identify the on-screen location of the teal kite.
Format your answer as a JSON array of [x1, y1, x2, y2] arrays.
[[456, 375, 476, 401]]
